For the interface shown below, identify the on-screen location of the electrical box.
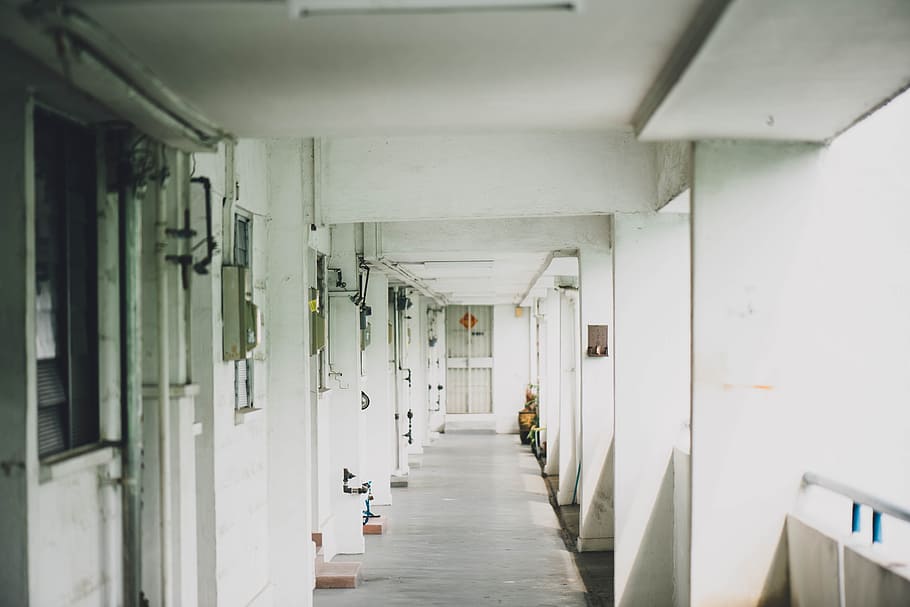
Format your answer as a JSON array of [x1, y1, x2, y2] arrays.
[[223, 266, 261, 361]]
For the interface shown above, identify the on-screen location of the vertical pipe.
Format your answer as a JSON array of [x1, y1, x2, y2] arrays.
[[156, 150, 174, 606], [120, 140, 144, 607], [872, 511, 882, 544], [851, 502, 861, 534]]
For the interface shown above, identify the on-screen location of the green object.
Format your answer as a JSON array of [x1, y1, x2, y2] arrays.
[[120, 144, 144, 607]]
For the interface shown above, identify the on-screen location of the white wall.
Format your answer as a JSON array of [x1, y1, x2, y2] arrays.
[[320, 133, 657, 223], [326, 224, 366, 556], [492, 305, 531, 434], [540, 290, 561, 475], [192, 140, 274, 606], [577, 238, 616, 552], [557, 290, 580, 507], [612, 213, 690, 606], [264, 139, 316, 603], [690, 92, 910, 606], [362, 273, 393, 504]]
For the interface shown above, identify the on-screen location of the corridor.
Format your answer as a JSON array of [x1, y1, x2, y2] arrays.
[[315, 431, 587, 607]]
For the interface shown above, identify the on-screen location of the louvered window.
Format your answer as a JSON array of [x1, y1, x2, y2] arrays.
[[234, 212, 254, 409], [34, 108, 100, 457]]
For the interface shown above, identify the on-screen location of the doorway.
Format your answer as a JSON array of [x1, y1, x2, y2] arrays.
[[445, 305, 493, 414]]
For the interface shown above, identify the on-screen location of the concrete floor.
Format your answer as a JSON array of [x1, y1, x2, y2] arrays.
[[315, 430, 588, 606]]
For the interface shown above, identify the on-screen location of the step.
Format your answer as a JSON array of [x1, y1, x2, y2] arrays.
[[315, 546, 325, 567], [315, 560, 362, 589], [311, 531, 323, 548], [363, 518, 387, 535], [390, 475, 409, 488]]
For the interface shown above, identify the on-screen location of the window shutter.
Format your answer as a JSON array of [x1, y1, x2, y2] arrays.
[[236, 360, 249, 409], [37, 359, 67, 457]]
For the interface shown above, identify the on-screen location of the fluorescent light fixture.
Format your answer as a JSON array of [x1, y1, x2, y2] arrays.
[[20, 5, 227, 150], [291, 0, 581, 17]]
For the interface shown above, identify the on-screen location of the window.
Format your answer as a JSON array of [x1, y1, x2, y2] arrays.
[[34, 108, 100, 458], [233, 212, 253, 409]]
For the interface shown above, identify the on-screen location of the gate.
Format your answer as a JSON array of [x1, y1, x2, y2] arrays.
[[445, 305, 493, 414]]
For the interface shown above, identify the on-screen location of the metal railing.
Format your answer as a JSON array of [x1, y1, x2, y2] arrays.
[[802, 472, 910, 544]]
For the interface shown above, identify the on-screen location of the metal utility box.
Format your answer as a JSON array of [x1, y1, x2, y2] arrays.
[[223, 265, 261, 361]]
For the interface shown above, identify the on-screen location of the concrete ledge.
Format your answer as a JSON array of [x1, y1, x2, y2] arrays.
[[315, 561, 362, 589], [391, 475, 409, 488], [578, 536, 614, 552], [363, 518, 387, 535], [39, 443, 117, 484]]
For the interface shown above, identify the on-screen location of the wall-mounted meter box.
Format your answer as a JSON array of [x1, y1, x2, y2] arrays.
[[223, 266, 262, 361]]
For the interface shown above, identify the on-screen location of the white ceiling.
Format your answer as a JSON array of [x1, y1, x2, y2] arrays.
[[75, 0, 704, 136], [371, 216, 607, 304], [637, 0, 910, 141]]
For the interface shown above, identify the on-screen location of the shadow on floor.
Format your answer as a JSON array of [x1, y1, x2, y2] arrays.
[[543, 474, 615, 607]]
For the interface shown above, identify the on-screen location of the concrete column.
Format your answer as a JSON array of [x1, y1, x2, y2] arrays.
[[362, 272, 393, 505], [612, 212, 690, 607], [265, 139, 315, 603], [407, 296, 428, 453], [492, 305, 530, 434], [327, 224, 365, 555], [557, 289, 579, 506], [542, 289, 561, 476], [391, 289, 410, 478], [427, 306, 446, 436], [577, 240, 615, 552], [0, 91, 35, 607]]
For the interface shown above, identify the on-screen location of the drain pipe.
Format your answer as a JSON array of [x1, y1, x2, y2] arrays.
[[392, 288, 403, 474], [155, 149, 174, 606], [120, 138, 145, 607]]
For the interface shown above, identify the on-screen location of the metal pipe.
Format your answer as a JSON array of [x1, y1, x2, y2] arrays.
[[120, 138, 144, 607], [156, 149, 174, 606], [803, 472, 910, 526], [392, 288, 404, 474]]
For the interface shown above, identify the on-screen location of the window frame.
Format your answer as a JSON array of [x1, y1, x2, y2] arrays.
[[33, 107, 101, 460], [232, 209, 254, 411]]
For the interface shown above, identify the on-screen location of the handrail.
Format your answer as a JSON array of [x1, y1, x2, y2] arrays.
[[802, 472, 910, 525], [803, 472, 910, 543]]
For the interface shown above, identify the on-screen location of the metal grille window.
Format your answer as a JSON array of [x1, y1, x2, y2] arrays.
[[234, 212, 253, 409], [34, 108, 100, 458]]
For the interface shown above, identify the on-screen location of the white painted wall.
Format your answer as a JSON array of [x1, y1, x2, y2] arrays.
[[540, 290, 561, 475], [577, 240, 615, 552], [326, 224, 366, 556], [612, 213, 690, 606], [557, 290, 580, 507], [320, 133, 657, 223], [492, 305, 531, 434], [264, 139, 316, 603], [689, 92, 910, 606], [362, 273, 393, 505]]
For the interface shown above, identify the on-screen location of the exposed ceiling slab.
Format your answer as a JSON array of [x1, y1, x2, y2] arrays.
[[367, 216, 606, 304], [637, 0, 910, 142], [321, 133, 657, 223], [66, 0, 703, 136]]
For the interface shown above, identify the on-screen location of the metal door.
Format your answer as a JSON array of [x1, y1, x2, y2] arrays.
[[446, 305, 493, 413]]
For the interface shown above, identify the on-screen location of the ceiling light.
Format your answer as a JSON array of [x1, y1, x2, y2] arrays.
[[290, 0, 582, 17]]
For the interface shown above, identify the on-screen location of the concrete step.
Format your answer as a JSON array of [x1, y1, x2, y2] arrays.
[[315, 560, 362, 589], [311, 531, 323, 548], [363, 517, 387, 535]]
